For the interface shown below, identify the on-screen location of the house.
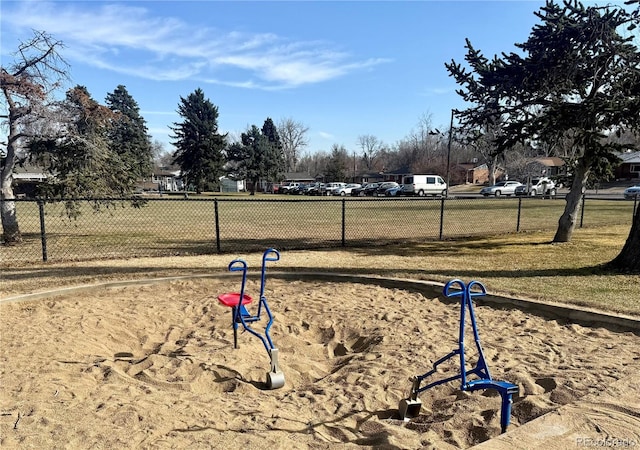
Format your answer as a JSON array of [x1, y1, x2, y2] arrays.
[[526, 157, 566, 178], [455, 163, 491, 185], [12, 164, 48, 197], [137, 167, 183, 192], [381, 167, 412, 184], [356, 172, 385, 185], [615, 150, 640, 180], [253, 172, 315, 193], [283, 172, 315, 183], [220, 177, 245, 192]]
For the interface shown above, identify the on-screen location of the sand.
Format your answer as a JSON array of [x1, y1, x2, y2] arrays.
[[1, 276, 639, 449]]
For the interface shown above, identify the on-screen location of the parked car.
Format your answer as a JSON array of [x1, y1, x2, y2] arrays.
[[303, 183, 323, 195], [289, 183, 309, 195], [384, 185, 404, 196], [623, 185, 640, 200], [480, 181, 523, 197], [515, 177, 556, 197], [332, 183, 361, 196], [321, 182, 346, 196], [351, 183, 374, 196], [374, 182, 400, 196], [279, 182, 300, 194], [362, 183, 381, 196]]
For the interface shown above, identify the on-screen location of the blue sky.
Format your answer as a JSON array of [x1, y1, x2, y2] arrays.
[[0, 0, 623, 156]]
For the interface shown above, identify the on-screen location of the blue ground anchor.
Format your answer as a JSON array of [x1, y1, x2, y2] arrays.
[[398, 279, 519, 434], [217, 248, 285, 389]]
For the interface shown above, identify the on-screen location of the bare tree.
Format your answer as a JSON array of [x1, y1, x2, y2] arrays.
[[395, 114, 446, 173], [466, 125, 503, 186], [297, 150, 329, 177], [1, 31, 68, 245], [277, 117, 308, 172], [357, 134, 383, 171]]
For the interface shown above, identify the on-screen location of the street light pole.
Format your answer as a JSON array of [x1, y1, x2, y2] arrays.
[[445, 109, 454, 197]]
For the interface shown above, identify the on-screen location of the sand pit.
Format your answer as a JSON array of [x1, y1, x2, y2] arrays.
[[1, 277, 639, 449]]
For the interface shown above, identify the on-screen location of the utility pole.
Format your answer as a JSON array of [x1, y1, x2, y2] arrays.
[[445, 109, 454, 197], [353, 151, 357, 183]]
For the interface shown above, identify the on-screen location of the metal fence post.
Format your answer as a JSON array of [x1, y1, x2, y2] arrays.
[[38, 200, 48, 262], [341, 199, 346, 247], [580, 194, 586, 228], [439, 197, 445, 240], [214, 199, 221, 253], [634, 195, 638, 218], [516, 197, 522, 232]]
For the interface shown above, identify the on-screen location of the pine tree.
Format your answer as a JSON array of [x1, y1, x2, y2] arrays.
[[29, 85, 149, 217], [170, 88, 226, 193], [227, 125, 270, 195], [324, 144, 348, 182], [105, 85, 153, 185], [261, 117, 286, 182], [446, 0, 640, 246]]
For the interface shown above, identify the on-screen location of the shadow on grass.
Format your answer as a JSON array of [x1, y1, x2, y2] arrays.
[[2, 257, 612, 285], [2, 233, 553, 267], [2, 230, 625, 286]]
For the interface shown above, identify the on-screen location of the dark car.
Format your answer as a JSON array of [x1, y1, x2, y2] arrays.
[[305, 183, 324, 195], [374, 182, 400, 196], [351, 185, 365, 196], [351, 183, 376, 196], [289, 183, 308, 195]]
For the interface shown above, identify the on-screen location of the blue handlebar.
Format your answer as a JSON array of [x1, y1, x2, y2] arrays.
[[262, 248, 280, 263], [467, 280, 487, 299], [443, 279, 466, 298], [228, 259, 248, 272]]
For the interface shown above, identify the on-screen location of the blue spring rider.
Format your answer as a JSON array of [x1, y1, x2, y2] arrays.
[[217, 248, 285, 389], [399, 279, 519, 434]]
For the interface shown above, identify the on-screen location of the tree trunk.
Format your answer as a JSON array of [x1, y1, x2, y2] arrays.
[[553, 157, 590, 243], [489, 154, 499, 185], [1, 114, 23, 245], [1, 162, 23, 245], [607, 202, 640, 272]]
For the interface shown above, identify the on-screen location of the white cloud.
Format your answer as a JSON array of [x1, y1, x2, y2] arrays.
[[318, 131, 334, 140], [1, 1, 388, 88]]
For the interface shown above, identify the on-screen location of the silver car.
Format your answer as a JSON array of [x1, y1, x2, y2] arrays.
[[480, 181, 523, 197], [623, 185, 640, 200]]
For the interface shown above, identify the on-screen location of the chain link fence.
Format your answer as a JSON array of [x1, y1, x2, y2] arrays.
[[1, 195, 637, 265]]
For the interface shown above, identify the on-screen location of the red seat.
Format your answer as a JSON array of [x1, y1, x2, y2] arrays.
[[218, 292, 253, 308]]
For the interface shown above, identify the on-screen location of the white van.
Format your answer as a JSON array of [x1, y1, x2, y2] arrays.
[[402, 175, 447, 197]]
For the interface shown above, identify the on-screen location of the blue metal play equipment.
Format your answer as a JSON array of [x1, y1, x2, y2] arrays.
[[399, 279, 519, 434], [217, 248, 285, 389]]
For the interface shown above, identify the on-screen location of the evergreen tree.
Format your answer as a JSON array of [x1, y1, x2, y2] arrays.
[[170, 88, 226, 193], [446, 0, 640, 246], [227, 125, 271, 195], [29, 85, 147, 217], [226, 118, 286, 195], [105, 85, 153, 185], [324, 144, 348, 182], [261, 117, 286, 182]]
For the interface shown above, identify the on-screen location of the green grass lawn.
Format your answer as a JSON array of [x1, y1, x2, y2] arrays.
[[1, 196, 635, 265]]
